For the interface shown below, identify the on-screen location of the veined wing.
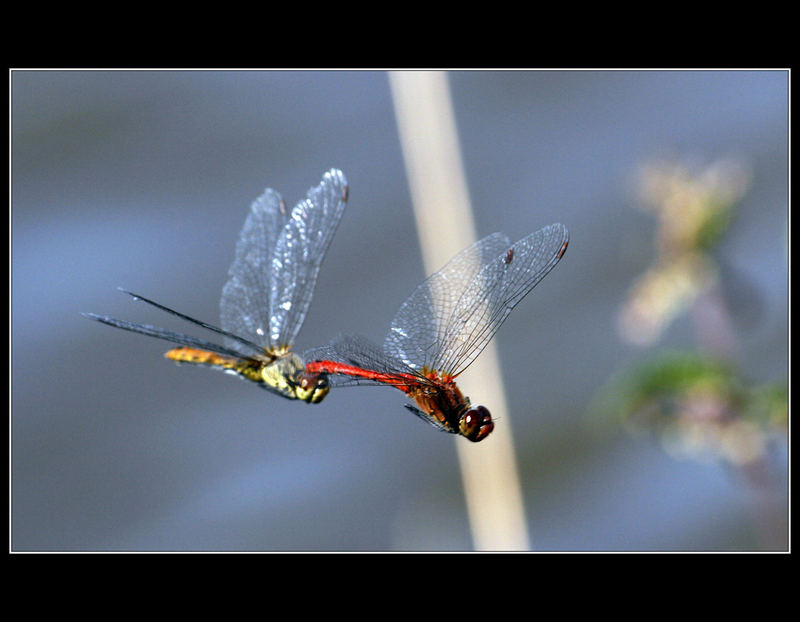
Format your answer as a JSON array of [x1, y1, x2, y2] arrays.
[[219, 169, 348, 353], [81, 313, 256, 361], [118, 288, 265, 358], [383, 232, 511, 373], [269, 169, 348, 348], [220, 184, 291, 352], [433, 223, 569, 377]]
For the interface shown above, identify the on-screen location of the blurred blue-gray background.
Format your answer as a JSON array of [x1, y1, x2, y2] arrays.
[[11, 70, 788, 551]]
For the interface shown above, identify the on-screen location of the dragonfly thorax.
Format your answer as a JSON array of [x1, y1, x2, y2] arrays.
[[260, 352, 329, 403], [404, 379, 493, 441]]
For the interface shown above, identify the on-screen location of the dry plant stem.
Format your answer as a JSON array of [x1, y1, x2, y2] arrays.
[[389, 71, 530, 551]]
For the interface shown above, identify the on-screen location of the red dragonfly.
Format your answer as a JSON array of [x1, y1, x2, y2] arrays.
[[305, 224, 569, 441]]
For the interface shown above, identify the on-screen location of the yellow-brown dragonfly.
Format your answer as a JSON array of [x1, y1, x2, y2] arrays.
[[84, 169, 348, 403]]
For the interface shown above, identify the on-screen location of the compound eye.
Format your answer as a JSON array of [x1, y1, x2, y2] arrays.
[[299, 372, 320, 390], [297, 372, 330, 403], [458, 405, 494, 442]]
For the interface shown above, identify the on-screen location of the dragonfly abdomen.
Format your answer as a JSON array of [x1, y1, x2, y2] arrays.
[[165, 347, 235, 366], [165, 347, 263, 382]]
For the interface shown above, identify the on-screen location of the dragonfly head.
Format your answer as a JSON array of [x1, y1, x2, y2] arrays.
[[294, 371, 330, 404], [458, 405, 494, 442]]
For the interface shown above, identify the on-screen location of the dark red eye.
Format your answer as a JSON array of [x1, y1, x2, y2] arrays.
[[458, 405, 494, 442], [299, 372, 328, 391]]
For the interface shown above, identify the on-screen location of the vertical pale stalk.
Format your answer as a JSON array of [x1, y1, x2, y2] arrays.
[[388, 71, 530, 550]]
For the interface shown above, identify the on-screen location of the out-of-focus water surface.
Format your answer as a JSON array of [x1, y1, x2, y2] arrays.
[[11, 70, 788, 551]]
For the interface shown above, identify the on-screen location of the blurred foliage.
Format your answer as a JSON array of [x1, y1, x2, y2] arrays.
[[637, 156, 750, 255], [601, 155, 788, 475], [593, 350, 787, 467], [617, 157, 751, 346]]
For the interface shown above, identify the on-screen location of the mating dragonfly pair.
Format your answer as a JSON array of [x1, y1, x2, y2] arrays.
[[84, 170, 569, 442]]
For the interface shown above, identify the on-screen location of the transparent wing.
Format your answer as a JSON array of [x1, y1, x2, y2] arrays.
[[81, 313, 253, 360], [383, 232, 511, 372], [386, 224, 569, 377], [219, 169, 348, 352], [220, 186, 291, 351], [270, 169, 349, 348], [434, 223, 569, 376], [119, 288, 265, 358]]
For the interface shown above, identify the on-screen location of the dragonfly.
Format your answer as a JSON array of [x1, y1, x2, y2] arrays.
[[83, 169, 349, 403], [305, 223, 569, 441]]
